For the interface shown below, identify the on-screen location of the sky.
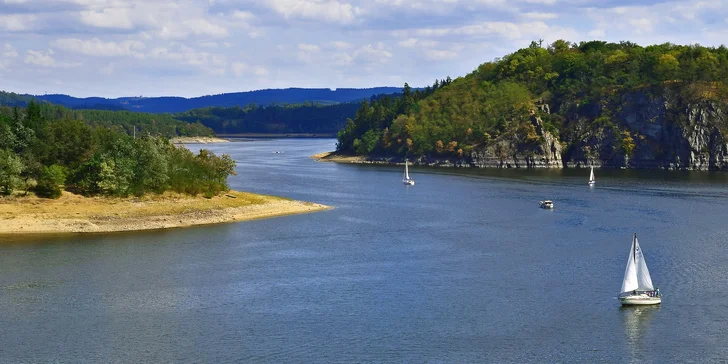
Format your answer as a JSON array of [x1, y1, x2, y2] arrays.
[[1, 0, 727, 98]]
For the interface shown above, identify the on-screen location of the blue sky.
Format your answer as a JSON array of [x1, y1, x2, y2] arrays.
[[0, 0, 726, 97]]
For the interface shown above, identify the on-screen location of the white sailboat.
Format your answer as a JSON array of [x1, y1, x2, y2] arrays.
[[618, 233, 661, 305], [588, 166, 596, 186], [402, 160, 415, 186]]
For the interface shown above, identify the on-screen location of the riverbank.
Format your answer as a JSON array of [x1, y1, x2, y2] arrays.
[[219, 133, 336, 138], [170, 136, 231, 144], [0, 191, 331, 235]]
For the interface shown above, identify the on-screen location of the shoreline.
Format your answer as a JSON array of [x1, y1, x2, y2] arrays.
[[0, 190, 331, 235], [311, 151, 725, 170], [170, 136, 231, 144], [219, 133, 336, 138]]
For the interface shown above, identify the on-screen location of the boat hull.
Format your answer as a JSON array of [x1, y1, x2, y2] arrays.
[[403, 180, 415, 186], [619, 295, 661, 305]]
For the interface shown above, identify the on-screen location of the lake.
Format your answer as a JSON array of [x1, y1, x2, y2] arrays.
[[2, 138, 728, 363]]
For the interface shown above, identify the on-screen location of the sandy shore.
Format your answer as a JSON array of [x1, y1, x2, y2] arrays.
[[170, 136, 230, 144], [0, 191, 331, 235], [311, 151, 367, 163]]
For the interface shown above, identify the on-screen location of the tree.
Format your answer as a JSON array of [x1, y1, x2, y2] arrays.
[[34, 164, 66, 199], [0, 149, 24, 195]]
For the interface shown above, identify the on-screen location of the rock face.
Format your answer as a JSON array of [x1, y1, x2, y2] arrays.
[[359, 88, 728, 170], [469, 113, 563, 168], [564, 89, 728, 170]]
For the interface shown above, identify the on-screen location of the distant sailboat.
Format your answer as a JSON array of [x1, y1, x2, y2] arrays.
[[403, 160, 415, 186], [588, 166, 596, 186], [618, 233, 661, 305]]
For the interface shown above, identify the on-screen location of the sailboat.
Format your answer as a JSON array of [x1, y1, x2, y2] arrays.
[[402, 160, 415, 186], [618, 233, 661, 305], [588, 166, 596, 186]]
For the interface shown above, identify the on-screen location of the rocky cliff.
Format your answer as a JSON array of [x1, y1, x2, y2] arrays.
[[346, 89, 728, 170], [562, 89, 728, 170]]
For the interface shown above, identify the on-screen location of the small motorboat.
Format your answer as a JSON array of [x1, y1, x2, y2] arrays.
[[539, 200, 554, 209]]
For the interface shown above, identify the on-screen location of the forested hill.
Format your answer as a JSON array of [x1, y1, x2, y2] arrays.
[[337, 40, 728, 170], [0, 87, 403, 114], [174, 97, 399, 135], [0, 102, 213, 138]]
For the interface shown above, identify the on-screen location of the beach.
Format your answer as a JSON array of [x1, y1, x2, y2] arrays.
[[170, 136, 231, 144], [0, 190, 331, 234]]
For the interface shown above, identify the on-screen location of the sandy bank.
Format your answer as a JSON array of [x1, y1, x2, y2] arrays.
[[311, 151, 367, 163], [170, 136, 230, 144], [0, 191, 331, 235]]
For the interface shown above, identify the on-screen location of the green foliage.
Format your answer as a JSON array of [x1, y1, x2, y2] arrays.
[[0, 105, 236, 198], [0, 149, 24, 195], [338, 40, 728, 158], [34, 165, 66, 199], [174, 102, 363, 134]]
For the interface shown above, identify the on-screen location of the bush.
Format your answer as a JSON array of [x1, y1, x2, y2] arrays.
[[34, 164, 66, 199]]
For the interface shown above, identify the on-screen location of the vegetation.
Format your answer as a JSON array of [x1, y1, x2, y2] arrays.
[[175, 101, 364, 134], [0, 101, 235, 199], [337, 40, 728, 158], [0, 101, 213, 138], [3, 87, 403, 113]]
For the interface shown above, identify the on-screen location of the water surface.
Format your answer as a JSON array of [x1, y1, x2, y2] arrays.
[[2, 138, 728, 363]]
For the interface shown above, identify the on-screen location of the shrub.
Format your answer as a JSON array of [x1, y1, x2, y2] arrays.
[[35, 164, 67, 199]]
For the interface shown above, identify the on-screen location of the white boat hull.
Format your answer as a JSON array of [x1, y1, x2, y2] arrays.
[[588, 181, 595, 186], [619, 295, 661, 305], [403, 180, 415, 186]]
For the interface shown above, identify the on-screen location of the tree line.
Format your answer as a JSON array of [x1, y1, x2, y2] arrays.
[[336, 40, 728, 158], [174, 102, 363, 134], [0, 101, 235, 199]]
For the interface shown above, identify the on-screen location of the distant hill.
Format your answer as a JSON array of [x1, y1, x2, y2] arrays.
[[4, 87, 404, 114]]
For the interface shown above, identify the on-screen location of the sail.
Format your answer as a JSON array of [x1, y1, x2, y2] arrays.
[[621, 234, 655, 293], [404, 161, 410, 180], [634, 237, 654, 290], [589, 167, 595, 182], [621, 236, 639, 293]]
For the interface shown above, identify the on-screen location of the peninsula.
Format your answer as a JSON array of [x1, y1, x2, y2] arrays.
[[0, 190, 330, 234], [335, 40, 728, 170], [0, 102, 330, 235]]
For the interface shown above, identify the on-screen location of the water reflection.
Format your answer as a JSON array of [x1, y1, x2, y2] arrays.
[[621, 305, 661, 363]]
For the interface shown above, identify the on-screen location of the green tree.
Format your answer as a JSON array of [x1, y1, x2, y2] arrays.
[[0, 149, 24, 195], [34, 164, 66, 199]]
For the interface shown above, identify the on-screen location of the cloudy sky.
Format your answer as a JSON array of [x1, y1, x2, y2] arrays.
[[0, 0, 726, 97]]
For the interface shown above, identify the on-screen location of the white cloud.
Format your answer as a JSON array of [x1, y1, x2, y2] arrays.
[[425, 49, 458, 60], [79, 7, 135, 30], [0, 14, 36, 31], [231, 61, 248, 76], [263, 0, 361, 24], [298, 43, 320, 52], [53, 38, 145, 58], [522, 12, 558, 20], [330, 41, 352, 50], [3, 44, 18, 58], [158, 19, 228, 39], [2, 0, 728, 97], [24, 49, 79, 68]]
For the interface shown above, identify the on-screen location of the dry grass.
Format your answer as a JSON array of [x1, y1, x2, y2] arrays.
[[0, 190, 331, 234]]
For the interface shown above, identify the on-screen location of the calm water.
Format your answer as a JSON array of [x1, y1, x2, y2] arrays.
[[2, 139, 728, 363]]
